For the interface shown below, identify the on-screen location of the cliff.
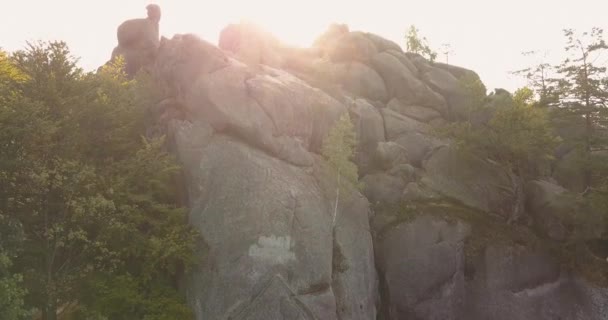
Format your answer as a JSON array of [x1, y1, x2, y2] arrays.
[[110, 19, 608, 320]]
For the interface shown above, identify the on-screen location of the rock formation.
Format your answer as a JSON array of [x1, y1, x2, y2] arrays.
[[110, 4, 161, 76], [106, 16, 608, 319]]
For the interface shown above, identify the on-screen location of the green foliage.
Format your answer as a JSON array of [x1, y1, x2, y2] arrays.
[[551, 28, 608, 189], [405, 25, 437, 62], [443, 87, 560, 177], [321, 113, 360, 189], [0, 42, 196, 319]]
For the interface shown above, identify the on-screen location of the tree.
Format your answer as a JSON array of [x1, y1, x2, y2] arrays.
[[321, 113, 359, 225], [444, 87, 560, 178], [552, 28, 608, 190], [1, 42, 197, 319], [405, 25, 437, 62], [0, 49, 32, 320], [513, 50, 559, 107]]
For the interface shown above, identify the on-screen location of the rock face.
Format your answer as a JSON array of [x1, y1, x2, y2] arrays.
[[178, 136, 376, 320], [156, 34, 376, 320], [525, 180, 604, 240], [111, 5, 161, 76], [110, 16, 608, 319], [377, 216, 470, 320], [464, 245, 608, 320]]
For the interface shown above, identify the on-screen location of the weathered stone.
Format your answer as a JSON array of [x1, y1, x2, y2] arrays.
[[375, 141, 410, 170], [387, 98, 441, 123], [525, 180, 604, 240], [402, 182, 441, 202], [335, 62, 388, 102], [110, 5, 161, 76], [386, 49, 419, 75], [371, 52, 447, 112], [155, 34, 230, 97], [219, 22, 284, 68], [246, 66, 347, 152], [328, 32, 379, 63], [464, 245, 607, 320], [362, 173, 406, 206], [332, 192, 378, 320], [364, 33, 403, 53], [347, 99, 386, 174], [388, 164, 418, 184], [553, 149, 587, 193], [380, 108, 445, 167], [180, 136, 376, 320], [422, 66, 473, 120], [422, 147, 520, 220], [377, 215, 470, 320], [381, 108, 430, 140]]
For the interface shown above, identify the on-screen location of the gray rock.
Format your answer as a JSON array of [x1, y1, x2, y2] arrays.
[[377, 215, 470, 320], [364, 33, 403, 53], [371, 52, 447, 112], [386, 49, 419, 75], [332, 193, 378, 320], [381, 108, 430, 140], [180, 136, 376, 320], [335, 62, 388, 102], [347, 99, 386, 174], [525, 180, 604, 240], [246, 66, 347, 153], [422, 66, 472, 120], [553, 149, 587, 193], [362, 173, 406, 206], [422, 147, 521, 220], [375, 141, 410, 170], [329, 32, 379, 63], [388, 164, 418, 184], [387, 98, 441, 123], [218, 22, 284, 68], [110, 5, 161, 76], [157, 36, 346, 165], [464, 245, 608, 320], [433, 62, 480, 82], [155, 34, 230, 97], [381, 109, 445, 166], [402, 182, 441, 202]]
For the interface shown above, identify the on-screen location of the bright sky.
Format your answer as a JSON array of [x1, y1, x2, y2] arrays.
[[2, 0, 607, 91]]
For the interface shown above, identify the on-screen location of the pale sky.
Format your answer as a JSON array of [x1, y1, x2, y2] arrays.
[[2, 0, 607, 91]]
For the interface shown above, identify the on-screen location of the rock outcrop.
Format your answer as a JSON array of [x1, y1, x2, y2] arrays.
[[110, 4, 161, 76], [106, 15, 608, 319]]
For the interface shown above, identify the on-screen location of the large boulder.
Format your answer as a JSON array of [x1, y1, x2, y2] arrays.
[[377, 215, 470, 320], [335, 62, 388, 102], [364, 33, 403, 53], [219, 22, 284, 68], [347, 99, 386, 174], [371, 52, 447, 112], [422, 66, 473, 120], [464, 245, 608, 320], [387, 98, 441, 123], [328, 32, 379, 63], [386, 49, 419, 75], [552, 149, 587, 193], [421, 147, 522, 220], [375, 142, 410, 170], [381, 109, 444, 167], [156, 35, 347, 165], [525, 180, 604, 240], [178, 135, 376, 320], [361, 173, 406, 206], [110, 4, 161, 76]]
